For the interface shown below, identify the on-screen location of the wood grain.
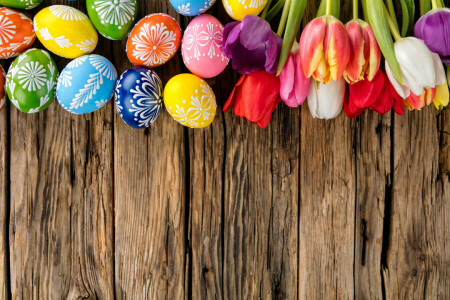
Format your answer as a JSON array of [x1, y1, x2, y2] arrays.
[[383, 107, 450, 299], [354, 112, 391, 300], [0, 100, 9, 300], [112, 1, 187, 299]]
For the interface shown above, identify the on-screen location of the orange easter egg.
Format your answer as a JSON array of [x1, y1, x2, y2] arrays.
[[0, 7, 35, 59]]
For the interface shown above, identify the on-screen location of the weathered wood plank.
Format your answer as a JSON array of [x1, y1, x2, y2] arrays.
[[299, 111, 356, 299], [0, 98, 9, 300], [9, 1, 115, 298], [383, 107, 450, 299], [221, 102, 299, 299], [354, 112, 391, 300], [112, 1, 187, 299]]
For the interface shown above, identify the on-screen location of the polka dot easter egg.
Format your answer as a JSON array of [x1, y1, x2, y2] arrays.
[[127, 13, 181, 68], [223, 0, 268, 21], [34, 5, 98, 59], [164, 73, 217, 128], [0, 7, 36, 59], [0, 65, 6, 111], [182, 14, 228, 78], [169, 0, 216, 16], [0, 0, 42, 10], [57, 55, 117, 114], [87, 0, 138, 40], [115, 67, 163, 128], [6, 48, 57, 113]]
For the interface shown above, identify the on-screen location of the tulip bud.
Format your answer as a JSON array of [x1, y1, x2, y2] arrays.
[[343, 19, 381, 84], [307, 78, 345, 119], [299, 15, 350, 84]]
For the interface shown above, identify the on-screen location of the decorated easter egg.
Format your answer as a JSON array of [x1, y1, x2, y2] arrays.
[[34, 5, 98, 59], [126, 13, 181, 68], [0, 7, 36, 59], [6, 48, 57, 113], [0, 0, 42, 10], [169, 0, 216, 16], [87, 0, 138, 40], [115, 67, 163, 128], [0, 65, 5, 111], [182, 14, 228, 78], [223, 0, 268, 20], [164, 73, 216, 128], [57, 54, 117, 114]]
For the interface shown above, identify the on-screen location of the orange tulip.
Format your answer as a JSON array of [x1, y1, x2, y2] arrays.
[[403, 87, 436, 111], [299, 15, 350, 84], [343, 19, 381, 84]]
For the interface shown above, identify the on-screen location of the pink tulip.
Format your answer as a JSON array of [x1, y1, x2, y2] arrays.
[[343, 19, 381, 84], [299, 15, 350, 84], [279, 42, 310, 107]]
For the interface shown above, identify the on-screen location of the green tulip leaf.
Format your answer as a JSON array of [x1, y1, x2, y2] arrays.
[[400, 0, 409, 37], [266, 0, 286, 21], [276, 0, 307, 75], [317, 0, 340, 18], [406, 0, 415, 34], [363, 0, 403, 83], [420, 0, 432, 15]]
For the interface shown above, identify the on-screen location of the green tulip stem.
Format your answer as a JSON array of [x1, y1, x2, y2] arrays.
[[431, 0, 438, 8], [386, 0, 399, 32], [353, 0, 359, 19], [385, 7, 402, 41], [326, 0, 332, 15], [261, 0, 272, 19], [420, 0, 432, 15], [277, 0, 291, 36]]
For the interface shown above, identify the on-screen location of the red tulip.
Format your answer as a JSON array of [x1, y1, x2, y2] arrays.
[[343, 19, 381, 84], [403, 87, 436, 111], [344, 70, 404, 118], [299, 15, 350, 84], [223, 70, 281, 128]]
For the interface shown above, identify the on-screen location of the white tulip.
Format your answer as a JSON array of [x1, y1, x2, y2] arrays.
[[307, 78, 345, 119], [386, 37, 446, 98]]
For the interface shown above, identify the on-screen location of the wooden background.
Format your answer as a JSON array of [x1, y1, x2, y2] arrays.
[[0, 0, 449, 299]]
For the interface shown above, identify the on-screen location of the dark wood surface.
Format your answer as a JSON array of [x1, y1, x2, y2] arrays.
[[0, 0, 449, 299]]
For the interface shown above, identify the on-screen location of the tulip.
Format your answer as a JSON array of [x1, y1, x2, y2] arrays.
[[307, 78, 345, 119], [402, 87, 436, 111], [343, 19, 381, 84], [433, 81, 449, 109], [222, 15, 282, 74], [299, 15, 350, 84], [414, 8, 450, 64], [344, 70, 404, 118], [223, 70, 281, 128], [385, 37, 446, 107], [279, 42, 310, 107]]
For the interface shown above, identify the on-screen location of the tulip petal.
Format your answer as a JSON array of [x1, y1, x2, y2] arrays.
[[344, 20, 366, 83], [280, 53, 296, 106], [433, 81, 449, 109], [299, 17, 327, 78], [370, 77, 394, 114], [405, 87, 435, 110], [258, 96, 281, 128], [344, 95, 365, 118], [223, 74, 247, 112], [431, 52, 446, 86], [324, 16, 350, 82], [385, 61, 410, 98], [222, 22, 241, 58], [293, 53, 310, 105], [265, 32, 282, 74], [240, 15, 272, 51], [363, 22, 381, 81], [307, 78, 345, 119], [349, 70, 384, 108]]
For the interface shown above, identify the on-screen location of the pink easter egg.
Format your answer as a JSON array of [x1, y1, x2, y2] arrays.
[[181, 14, 229, 78]]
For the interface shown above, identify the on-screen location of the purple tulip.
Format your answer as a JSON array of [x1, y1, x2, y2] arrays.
[[414, 8, 450, 64], [222, 15, 282, 74]]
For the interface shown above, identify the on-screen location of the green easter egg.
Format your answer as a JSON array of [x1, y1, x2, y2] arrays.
[[0, 0, 43, 10], [86, 0, 138, 40], [6, 48, 58, 113]]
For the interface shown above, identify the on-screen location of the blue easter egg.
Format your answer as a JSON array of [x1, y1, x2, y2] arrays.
[[169, 0, 216, 16], [114, 67, 163, 128], [57, 54, 117, 114]]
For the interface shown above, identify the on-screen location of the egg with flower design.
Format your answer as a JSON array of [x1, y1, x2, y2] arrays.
[[56, 54, 117, 114], [34, 5, 98, 59], [0, 0, 42, 10], [222, 0, 268, 21], [169, 0, 216, 16], [182, 14, 228, 78], [164, 73, 217, 128], [87, 0, 138, 40], [115, 67, 163, 128], [126, 13, 181, 68], [6, 48, 57, 113], [0, 7, 36, 59]]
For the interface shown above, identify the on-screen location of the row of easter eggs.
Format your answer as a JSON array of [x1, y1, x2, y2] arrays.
[[0, 0, 268, 20], [1, 48, 217, 129], [1, 5, 230, 79]]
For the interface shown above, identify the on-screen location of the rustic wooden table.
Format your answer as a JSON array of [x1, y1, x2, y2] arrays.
[[0, 0, 449, 299]]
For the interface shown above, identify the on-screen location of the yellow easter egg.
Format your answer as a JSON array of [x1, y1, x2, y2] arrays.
[[33, 5, 98, 59], [222, 0, 268, 21], [164, 74, 217, 128]]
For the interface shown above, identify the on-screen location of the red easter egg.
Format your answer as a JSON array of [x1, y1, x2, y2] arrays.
[[0, 65, 5, 111], [0, 7, 35, 59], [126, 13, 181, 68]]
